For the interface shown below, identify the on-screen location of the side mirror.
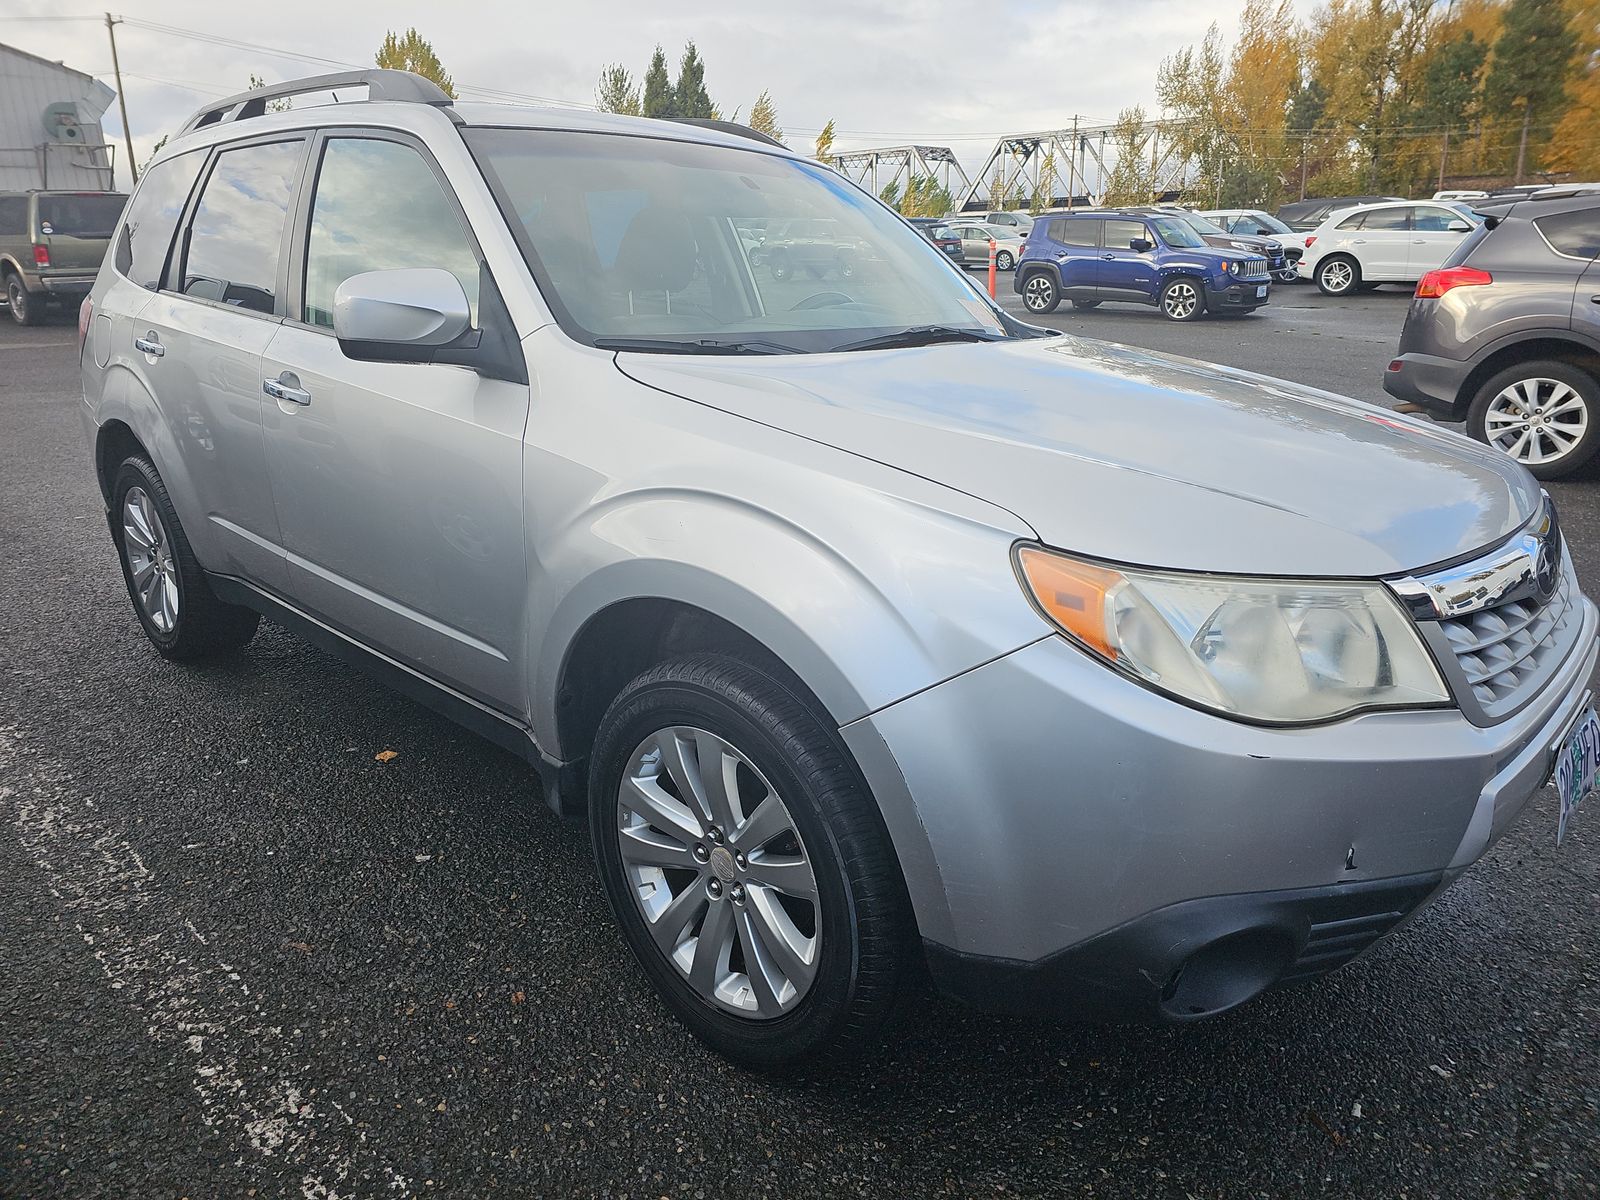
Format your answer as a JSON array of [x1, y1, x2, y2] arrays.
[[1254, 226, 1273, 236], [333, 268, 473, 363], [1130, 237, 1154, 253], [1448, 220, 1472, 233]]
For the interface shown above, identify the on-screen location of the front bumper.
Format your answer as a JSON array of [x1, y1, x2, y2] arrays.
[[1206, 278, 1270, 308], [1383, 350, 1473, 420], [844, 599, 1598, 1018]]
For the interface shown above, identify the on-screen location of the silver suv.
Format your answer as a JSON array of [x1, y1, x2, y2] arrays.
[[80, 71, 1597, 1071]]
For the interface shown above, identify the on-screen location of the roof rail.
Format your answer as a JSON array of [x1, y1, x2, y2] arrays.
[[666, 117, 785, 149], [177, 69, 453, 136]]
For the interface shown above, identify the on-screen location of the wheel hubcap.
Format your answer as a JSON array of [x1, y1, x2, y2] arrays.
[[616, 726, 821, 1019], [1024, 278, 1051, 309], [1485, 378, 1588, 466], [1165, 283, 1197, 318], [121, 485, 179, 633], [1323, 262, 1352, 291]]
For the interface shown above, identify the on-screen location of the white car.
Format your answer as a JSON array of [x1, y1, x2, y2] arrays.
[[1196, 208, 1305, 282], [1297, 200, 1478, 296], [949, 209, 1034, 234], [944, 221, 1027, 270]]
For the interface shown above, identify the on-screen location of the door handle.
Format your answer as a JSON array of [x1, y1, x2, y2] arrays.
[[1100, 253, 1116, 260], [264, 373, 312, 406], [1591, 295, 1600, 304], [133, 332, 164, 358]]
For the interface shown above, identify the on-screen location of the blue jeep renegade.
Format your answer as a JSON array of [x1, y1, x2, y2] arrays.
[[1015, 210, 1272, 321]]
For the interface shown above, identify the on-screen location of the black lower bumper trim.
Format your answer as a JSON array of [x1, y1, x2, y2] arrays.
[[924, 871, 1447, 1022]]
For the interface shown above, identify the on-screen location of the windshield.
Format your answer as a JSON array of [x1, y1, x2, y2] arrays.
[[465, 128, 1005, 353], [1150, 216, 1206, 249], [1245, 211, 1292, 234], [1182, 212, 1228, 235], [38, 192, 127, 238]]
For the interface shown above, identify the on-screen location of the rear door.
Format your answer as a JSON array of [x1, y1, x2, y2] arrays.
[[1540, 208, 1600, 340], [1097, 218, 1155, 300], [1047, 218, 1099, 298], [259, 130, 530, 712], [1408, 204, 1474, 277], [125, 136, 307, 592]]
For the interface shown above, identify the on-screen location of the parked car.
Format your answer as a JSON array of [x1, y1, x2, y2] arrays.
[[907, 216, 965, 264], [1, 189, 127, 325], [1434, 189, 1489, 202], [761, 217, 861, 280], [1130, 207, 1291, 283], [84, 70, 1597, 1073], [948, 209, 1033, 233], [1016, 209, 1271, 319], [1384, 191, 1600, 479], [1276, 194, 1405, 232], [1197, 208, 1305, 281], [944, 221, 1026, 270], [1298, 200, 1477, 295]]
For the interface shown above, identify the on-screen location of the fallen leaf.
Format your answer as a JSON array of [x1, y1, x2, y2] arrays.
[[443, 999, 457, 1009], [435, 1100, 447, 1112], [375, 749, 399, 763], [1305, 1109, 1345, 1147], [512, 990, 526, 1005], [283, 941, 313, 954]]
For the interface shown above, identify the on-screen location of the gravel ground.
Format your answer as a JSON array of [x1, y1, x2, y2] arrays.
[[1, 295, 1597, 1199]]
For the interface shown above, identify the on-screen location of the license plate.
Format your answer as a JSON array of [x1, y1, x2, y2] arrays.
[[1553, 704, 1600, 845], [1256, 285, 1268, 298]]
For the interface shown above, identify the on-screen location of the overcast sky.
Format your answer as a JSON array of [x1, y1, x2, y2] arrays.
[[3, 0, 1304, 185]]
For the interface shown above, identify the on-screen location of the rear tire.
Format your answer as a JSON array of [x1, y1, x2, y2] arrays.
[[768, 251, 791, 282], [110, 455, 260, 659], [6, 273, 42, 326], [1466, 360, 1600, 480], [589, 653, 911, 1073], [1020, 272, 1060, 314], [1316, 255, 1360, 296]]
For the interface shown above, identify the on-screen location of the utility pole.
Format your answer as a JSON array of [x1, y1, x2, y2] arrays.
[[1300, 133, 1309, 200], [1438, 127, 1450, 192], [104, 13, 137, 186]]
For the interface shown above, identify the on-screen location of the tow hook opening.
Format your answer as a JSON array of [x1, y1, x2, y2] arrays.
[[1159, 929, 1296, 1020]]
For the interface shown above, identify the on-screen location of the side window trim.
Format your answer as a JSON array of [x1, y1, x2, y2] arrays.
[[163, 132, 312, 322], [286, 126, 489, 337]]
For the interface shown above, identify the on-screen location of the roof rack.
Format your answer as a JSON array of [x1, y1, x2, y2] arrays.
[[177, 69, 453, 136], [666, 117, 785, 149]]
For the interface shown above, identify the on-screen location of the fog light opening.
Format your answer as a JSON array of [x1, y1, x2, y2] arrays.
[[1159, 929, 1295, 1020]]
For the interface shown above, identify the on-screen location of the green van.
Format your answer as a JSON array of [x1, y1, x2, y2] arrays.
[[1, 190, 127, 325]]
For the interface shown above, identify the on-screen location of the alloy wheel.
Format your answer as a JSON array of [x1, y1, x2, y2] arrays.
[[1484, 377, 1589, 467], [1319, 259, 1354, 293], [1162, 281, 1199, 319], [616, 726, 821, 1019], [1023, 276, 1054, 311], [997, 251, 1014, 270], [121, 485, 179, 633]]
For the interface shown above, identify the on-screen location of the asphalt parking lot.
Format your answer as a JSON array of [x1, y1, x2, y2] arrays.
[[2, 294, 1597, 1199]]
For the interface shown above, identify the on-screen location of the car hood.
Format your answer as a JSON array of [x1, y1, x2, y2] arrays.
[[617, 336, 1539, 576], [1202, 232, 1276, 256]]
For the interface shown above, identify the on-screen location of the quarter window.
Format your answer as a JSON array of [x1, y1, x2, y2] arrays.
[[303, 138, 480, 329], [1536, 209, 1600, 259], [116, 151, 204, 290], [182, 139, 304, 314], [0, 195, 26, 236], [1336, 211, 1366, 230]]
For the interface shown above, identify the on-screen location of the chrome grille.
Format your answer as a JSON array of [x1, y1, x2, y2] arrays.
[[1235, 259, 1270, 281], [1440, 565, 1578, 712]]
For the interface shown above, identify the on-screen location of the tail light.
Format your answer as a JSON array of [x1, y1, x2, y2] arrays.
[[1303, 236, 1316, 249], [1415, 266, 1492, 298], [32, 244, 50, 268], [78, 295, 93, 353]]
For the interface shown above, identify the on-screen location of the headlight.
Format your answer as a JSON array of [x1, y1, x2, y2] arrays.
[[1228, 260, 1241, 274], [1015, 546, 1449, 724]]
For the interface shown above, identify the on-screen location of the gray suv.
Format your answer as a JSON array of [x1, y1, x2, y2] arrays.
[[79, 71, 1597, 1071], [1384, 191, 1600, 479]]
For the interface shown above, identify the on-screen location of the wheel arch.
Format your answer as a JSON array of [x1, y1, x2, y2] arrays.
[[1458, 335, 1600, 411]]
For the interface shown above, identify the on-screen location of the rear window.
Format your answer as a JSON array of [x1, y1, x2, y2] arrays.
[[38, 193, 127, 238], [1536, 209, 1600, 259]]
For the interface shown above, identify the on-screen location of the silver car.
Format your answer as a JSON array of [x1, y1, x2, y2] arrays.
[[80, 70, 1597, 1072]]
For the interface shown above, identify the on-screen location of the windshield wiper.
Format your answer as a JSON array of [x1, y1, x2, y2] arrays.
[[594, 336, 794, 356], [832, 325, 1006, 353]]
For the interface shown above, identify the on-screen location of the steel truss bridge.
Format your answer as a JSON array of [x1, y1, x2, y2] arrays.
[[831, 117, 1192, 212]]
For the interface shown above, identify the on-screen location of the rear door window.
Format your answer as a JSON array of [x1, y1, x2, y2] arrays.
[[115, 151, 205, 291], [181, 139, 304, 315], [1053, 218, 1099, 247], [1536, 209, 1600, 259], [1359, 207, 1411, 231]]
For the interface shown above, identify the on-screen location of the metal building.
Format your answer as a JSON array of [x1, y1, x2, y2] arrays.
[[0, 42, 117, 192]]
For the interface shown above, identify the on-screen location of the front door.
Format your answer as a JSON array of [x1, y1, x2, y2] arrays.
[[1408, 204, 1474, 277], [259, 132, 530, 713], [1096, 218, 1155, 300]]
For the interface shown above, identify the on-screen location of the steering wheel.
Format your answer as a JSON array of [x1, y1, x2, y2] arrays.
[[789, 291, 853, 311]]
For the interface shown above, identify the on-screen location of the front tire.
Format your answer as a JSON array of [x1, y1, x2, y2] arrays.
[[1159, 277, 1204, 321], [996, 250, 1015, 271], [589, 654, 910, 1073], [6, 273, 42, 326], [1020, 272, 1060, 314], [1467, 360, 1600, 480], [1316, 255, 1359, 296], [768, 251, 791, 282], [1071, 299, 1101, 310], [110, 455, 260, 658]]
